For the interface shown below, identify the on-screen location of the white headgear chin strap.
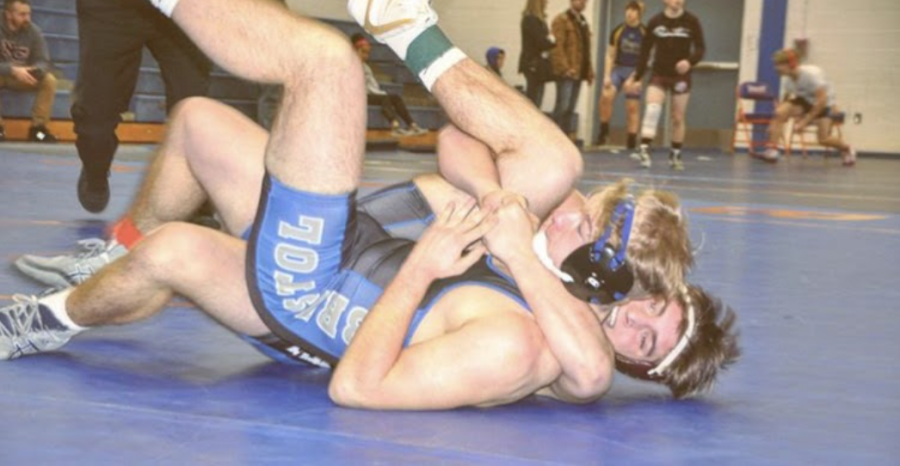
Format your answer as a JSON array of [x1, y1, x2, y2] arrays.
[[647, 285, 696, 377], [532, 231, 574, 283]]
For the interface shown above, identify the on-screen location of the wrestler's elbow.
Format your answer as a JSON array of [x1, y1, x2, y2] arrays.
[[328, 372, 374, 409], [561, 356, 614, 402]]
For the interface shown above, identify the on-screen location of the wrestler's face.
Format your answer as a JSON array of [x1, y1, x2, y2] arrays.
[[4, 2, 30, 31], [603, 296, 684, 364], [540, 192, 594, 268]]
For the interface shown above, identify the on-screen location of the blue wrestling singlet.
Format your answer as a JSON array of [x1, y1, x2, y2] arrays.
[[244, 177, 527, 367]]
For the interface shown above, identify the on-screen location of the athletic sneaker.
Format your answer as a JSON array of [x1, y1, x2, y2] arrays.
[[842, 146, 857, 167], [28, 125, 58, 143], [408, 124, 428, 136], [14, 238, 127, 289], [348, 0, 438, 42], [0, 295, 78, 361], [629, 151, 642, 161], [669, 152, 685, 171], [760, 147, 781, 163], [637, 148, 652, 168]]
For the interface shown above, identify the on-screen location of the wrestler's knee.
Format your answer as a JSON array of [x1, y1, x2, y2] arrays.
[[169, 96, 226, 130], [129, 223, 213, 281]]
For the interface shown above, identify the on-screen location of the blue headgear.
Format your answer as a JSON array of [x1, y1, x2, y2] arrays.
[[560, 199, 636, 304]]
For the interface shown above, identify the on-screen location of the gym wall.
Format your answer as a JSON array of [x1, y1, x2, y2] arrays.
[[784, 0, 900, 154], [287, 0, 898, 155], [287, 0, 598, 140]]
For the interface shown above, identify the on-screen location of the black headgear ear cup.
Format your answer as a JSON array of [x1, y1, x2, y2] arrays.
[[559, 199, 636, 304], [561, 242, 635, 303]]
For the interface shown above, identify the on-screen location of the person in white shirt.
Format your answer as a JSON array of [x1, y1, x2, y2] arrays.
[[762, 49, 856, 166]]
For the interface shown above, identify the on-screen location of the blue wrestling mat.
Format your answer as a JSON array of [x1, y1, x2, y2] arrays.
[[1, 144, 899, 464]]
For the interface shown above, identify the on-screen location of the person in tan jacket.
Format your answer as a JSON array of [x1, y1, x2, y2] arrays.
[[550, 0, 594, 138]]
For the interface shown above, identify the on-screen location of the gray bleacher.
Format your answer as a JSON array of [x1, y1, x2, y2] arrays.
[[2, 0, 446, 130]]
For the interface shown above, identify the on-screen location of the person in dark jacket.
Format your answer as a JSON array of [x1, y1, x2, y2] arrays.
[[550, 0, 594, 137], [519, 0, 555, 107]]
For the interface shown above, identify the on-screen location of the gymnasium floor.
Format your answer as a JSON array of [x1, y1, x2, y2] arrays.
[[1, 143, 898, 465]]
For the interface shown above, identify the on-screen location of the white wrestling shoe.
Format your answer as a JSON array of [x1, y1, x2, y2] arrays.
[[638, 149, 652, 169], [348, 0, 438, 43], [14, 238, 127, 288], [0, 295, 78, 361], [669, 152, 685, 171]]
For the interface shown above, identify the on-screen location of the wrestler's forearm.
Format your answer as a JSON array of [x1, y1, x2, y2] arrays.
[[502, 252, 614, 399], [330, 257, 432, 398]]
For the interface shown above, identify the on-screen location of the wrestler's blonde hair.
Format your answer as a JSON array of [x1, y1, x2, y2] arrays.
[[583, 179, 693, 297]]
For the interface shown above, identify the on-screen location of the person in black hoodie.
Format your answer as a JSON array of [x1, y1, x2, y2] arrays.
[[519, 0, 555, 107], [630, 0, 704, 171]]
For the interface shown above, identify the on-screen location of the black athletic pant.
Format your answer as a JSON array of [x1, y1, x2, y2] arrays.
[[367, 93, 415, 127], [72, 0, 211, 181]]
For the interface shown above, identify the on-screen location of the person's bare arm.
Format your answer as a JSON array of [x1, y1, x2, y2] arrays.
[[437, 124, 579, 221], [330, 200, 550, 410], [796, 87, 829, 129], [485, 203, 615, 402]]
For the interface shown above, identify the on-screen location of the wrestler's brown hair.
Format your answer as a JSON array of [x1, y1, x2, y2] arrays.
[[584, 179, 693, 297], [616, 285, 741, 398]]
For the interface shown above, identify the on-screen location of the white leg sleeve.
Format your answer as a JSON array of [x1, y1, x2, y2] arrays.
[[149, 0, 181, 17], [641, 102, 662, 140]]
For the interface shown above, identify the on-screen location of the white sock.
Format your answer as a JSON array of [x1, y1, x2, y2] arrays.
[[149, 0, 181, 17], [39, 289, 89, 332]]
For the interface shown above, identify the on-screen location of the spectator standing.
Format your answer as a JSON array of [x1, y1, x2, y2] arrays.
[[631, 0, 705, 171], [596, 0, 646, 148], [550, 0, 594, 139], [0, 0, 57, 142], [519, 0, 555, 108]]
